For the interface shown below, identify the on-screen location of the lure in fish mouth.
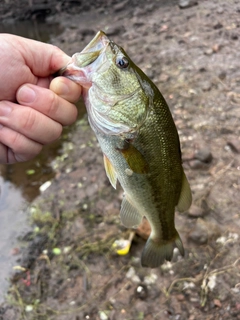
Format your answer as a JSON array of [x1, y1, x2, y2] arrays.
[[60, 30, 192, 268]]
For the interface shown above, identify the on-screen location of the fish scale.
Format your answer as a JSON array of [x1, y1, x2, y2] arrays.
[[61, 30, 192, 268]]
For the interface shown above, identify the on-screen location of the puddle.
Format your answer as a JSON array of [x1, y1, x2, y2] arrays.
[[0, 107, 86, 303], [0, 177, 29, 303], [0, 20, 86, 303], [0, 20, 63, 42]]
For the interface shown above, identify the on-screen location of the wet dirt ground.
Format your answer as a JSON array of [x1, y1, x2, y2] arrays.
[[1, 0, 240, 319]]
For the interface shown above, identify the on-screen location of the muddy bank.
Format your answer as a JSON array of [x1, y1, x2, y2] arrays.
[[1, 0, 240, 319]]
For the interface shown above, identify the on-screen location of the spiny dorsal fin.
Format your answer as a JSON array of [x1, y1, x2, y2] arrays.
[[118, 143, 148, 174], [177, 172, 192, 212], [103, 154, 118, 189], [120, 195, 143, 228]]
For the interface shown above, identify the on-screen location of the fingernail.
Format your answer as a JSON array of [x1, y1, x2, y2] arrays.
[[18, 85, 36, 103]]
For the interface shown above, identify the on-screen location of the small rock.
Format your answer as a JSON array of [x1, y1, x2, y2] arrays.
[[158, 73, 170, 83], [201, 80, 212, 92], [204, 48, 213, 56], [214, 299, 222, 308], [217, 7, 224, 14], [212, 44, 220, 53], [199, 67, 207, 72], [106, 25, 125, 36], [213, 22, 223, 29], [188, 219, 208, 244], [194, 147, 213, 163], [188, 219, 221, 244], [176, 294, 185, 301], [218, 71, 226, 80], [220, 127, 233, 134], [231, 33, 238, 40], [133, 7, 146, 16], [135, 284, 148, 300], [188, 205, 204, 218], [113, 0, 128, 12], [227, 139, 240, 153], [189, 159, 208, 169], [145, 4, 155, 12], [80, 28, 95, 37], [179, 0, 198, 9]]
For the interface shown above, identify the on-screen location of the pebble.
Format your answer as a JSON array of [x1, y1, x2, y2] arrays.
[[227, 139, 240, 153], [213, 22, 223, 29], [176, 294, 185, 301], [135, 284, 148, 300], [214, 299, 222, 308], [218, 71, 226, 80], [201, 80, 212, 91], [217, 7, 224, 14], [187, 205, 205, 218], [204, 48, 213, 55], [106, 25, 125, 36], [113, 0, 128, 12], [158, 73, 170, 83], [179, 0, 198, 9], [194, 147, 213, 163], [231, 33, 238, 40], [212, 43, 220, 53], [188, 219, 208, 244], [189, 159, 207, 169], [188, 219, 221, 245]]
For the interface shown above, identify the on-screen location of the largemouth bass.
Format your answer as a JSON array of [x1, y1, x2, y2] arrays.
[[61, 31, 192, 268]]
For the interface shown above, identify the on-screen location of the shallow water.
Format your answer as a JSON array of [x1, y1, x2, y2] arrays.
[[0, 20, 63, 42], [0, 20, 84, 303]]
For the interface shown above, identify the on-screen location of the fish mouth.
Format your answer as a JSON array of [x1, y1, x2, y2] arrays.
[[59, 31, 110, 81], [81, 30, 109, 54]]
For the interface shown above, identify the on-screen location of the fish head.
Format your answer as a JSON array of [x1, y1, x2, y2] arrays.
[[61, 31, 152, 135]]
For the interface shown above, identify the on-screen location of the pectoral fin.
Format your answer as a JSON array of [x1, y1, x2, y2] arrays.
[[120, 195, 142, 228], [118, 143, 148, 174], [103, 154, 118, 189], [177, 172, 192, 212]]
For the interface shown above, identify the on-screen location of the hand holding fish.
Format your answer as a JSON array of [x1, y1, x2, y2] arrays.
[[0, 34, 81, 164]]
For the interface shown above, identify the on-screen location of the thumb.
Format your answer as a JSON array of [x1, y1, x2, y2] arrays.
[[18, 36, 71, 77]]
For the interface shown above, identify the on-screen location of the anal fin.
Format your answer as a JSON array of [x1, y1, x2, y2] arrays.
[[103, 154, 117, 189], [120, 196, 142, 228], [177, 172, 192, 212]]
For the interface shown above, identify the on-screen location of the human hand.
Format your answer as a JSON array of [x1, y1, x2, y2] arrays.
[[0, 34, 81, 164]]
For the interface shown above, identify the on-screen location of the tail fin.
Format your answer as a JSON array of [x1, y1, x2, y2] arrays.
[[141, 232, 184, 268]]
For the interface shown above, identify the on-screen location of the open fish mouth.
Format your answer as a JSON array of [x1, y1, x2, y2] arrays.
[[60, 31, 109, 75], [58, 31, 111, 85], [72, 30, 109, 67]]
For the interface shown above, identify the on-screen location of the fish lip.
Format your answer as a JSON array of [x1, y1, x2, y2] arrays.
[[81, 30, 109, 54], [74, 30, 110, 68], [58, 30, 110, 81], [56, 31, 107, 87]]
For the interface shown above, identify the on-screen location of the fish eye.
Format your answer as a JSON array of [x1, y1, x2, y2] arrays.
[[116, 56, 129, 69]]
